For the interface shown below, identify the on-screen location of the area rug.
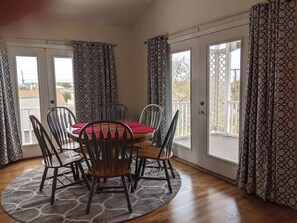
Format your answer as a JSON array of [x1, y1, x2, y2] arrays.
[[1, 165, 181, 223]]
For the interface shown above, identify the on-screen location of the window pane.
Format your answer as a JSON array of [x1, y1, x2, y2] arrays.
[[16, 56, 40, 145], [171, 50, 191, 148], [208, 40, 241, 163], [54, 58, 75, 114]]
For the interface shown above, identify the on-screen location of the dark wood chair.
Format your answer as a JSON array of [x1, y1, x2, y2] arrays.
[[29, 115, 89, 204], [47, 106, 80, 151], [78, 120, 134, 214], [98, 103, 129, 121], [134, 110, 179, 193]]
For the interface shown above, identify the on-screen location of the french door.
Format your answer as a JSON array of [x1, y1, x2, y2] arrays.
[[197, 24, 249, 179], [170, 23, 248, 179], [7, 45, 74, 158]]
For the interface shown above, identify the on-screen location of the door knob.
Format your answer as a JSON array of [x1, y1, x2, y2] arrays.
[[50, 100, 55, 104]]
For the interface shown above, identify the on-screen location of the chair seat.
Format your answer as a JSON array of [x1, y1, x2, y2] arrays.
[[42, 151, 83, 168], [87, 160, 131, 177], [134, 140, 154, 148], [61, 141, 81, 150], [138, 146, 172, 160]]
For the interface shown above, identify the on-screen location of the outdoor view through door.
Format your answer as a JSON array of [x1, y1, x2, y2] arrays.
[[15, 56, 74, 146], [208, 40, 241, 163], [53, 57, 75, 113], [171, 50, 191, 149]]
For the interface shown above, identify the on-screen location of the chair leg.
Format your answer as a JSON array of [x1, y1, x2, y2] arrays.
[[86, 177, 97, 214], [167, 159, 175, 179], [141, 158, 147, 176], [163, 160, 172, 194], [127, 174, 134, 193], [70, 163, 77, 181], [75, 163, 80, 180], [121, 176, 132, 213], [40, 166, 48, 191], [134, 148, 139, 175], [78, 162, 90, 190], [134, 158, 144, 190], [51, 168, 58, 204]]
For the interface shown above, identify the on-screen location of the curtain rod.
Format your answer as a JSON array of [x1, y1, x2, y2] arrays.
[[4, 37, 117, 47], [143, 10, 250, 45]]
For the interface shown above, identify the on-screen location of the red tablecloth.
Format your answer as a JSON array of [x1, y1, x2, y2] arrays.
[[71, 122, 155, 135]]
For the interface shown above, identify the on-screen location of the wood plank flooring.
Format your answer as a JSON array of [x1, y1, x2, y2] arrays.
[[1, 157, 297, 223]]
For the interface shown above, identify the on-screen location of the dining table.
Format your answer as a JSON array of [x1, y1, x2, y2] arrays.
[[66, 120, 155, 180], [66, 121, 155, 143]]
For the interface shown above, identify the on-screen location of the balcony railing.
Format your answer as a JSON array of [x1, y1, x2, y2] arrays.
[[172, 100, 239, 138], [227, 101, 240, 136], [172, 101, 191, 138], [20, 107, 40, 145]]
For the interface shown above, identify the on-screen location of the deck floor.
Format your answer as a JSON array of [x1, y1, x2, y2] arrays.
[[174, 134, 239, 163]]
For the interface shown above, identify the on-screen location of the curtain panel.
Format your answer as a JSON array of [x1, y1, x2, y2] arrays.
[[72, 41, 119, 122], [0, 41, 22, 166], [237, 0, 297, 208], [147, 35, 169, 145]]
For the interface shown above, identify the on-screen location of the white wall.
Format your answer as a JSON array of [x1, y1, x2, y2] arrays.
[[0, 13, 135, 112], [129, 0, 263, 117], [0, 0, 265, 118]]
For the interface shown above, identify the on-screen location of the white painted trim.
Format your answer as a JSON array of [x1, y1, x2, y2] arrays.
[[168, 18, 249, 44]]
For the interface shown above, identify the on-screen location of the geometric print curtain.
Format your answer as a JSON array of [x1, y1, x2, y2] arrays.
[[236, 0, 297, 208], [147, 35, 168, 145], [72, 41, 119, 122], [0, 40, 22, 166]]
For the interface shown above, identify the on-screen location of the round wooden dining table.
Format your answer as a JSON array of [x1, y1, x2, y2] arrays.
[[66, 121, 155, 143]]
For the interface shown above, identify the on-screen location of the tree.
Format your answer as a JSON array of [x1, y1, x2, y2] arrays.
[[172, 55, 191, 102], [63, 92, 71, 102]]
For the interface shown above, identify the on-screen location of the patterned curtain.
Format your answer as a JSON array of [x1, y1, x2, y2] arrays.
[[73, 41, 119, 122], [147, 35, 168, 145], [0, 41, 22, 166], [237, 0, 297, 208]]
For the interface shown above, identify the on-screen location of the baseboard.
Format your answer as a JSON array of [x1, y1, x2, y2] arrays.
[[172, 156, 235, 185]]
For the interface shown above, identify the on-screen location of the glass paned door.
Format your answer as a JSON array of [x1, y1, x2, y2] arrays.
[[8, 46, 74, 158], [171, 50, 191, 149], [196, 24, 248, 179], [208, 40, 241, 163]]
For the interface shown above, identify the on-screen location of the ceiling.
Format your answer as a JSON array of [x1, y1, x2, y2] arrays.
[[46, 0, 155, 27], [0, 0, 155, 27]]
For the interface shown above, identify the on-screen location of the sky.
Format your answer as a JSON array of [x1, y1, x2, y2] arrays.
[[16, 56, 73, 84]]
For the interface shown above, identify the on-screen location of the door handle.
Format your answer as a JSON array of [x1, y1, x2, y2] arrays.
[[198, 110, 207, 116], [50, 100, 55, 104]]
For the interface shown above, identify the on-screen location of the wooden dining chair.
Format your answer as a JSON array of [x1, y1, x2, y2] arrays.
[[29, 115, 89, 204], [134, 110, 179, 193], [134, 104, 164, 175], [138, 104, 163, 144], [47, 106, 81, 151], [98, 103, 129, 121], [78, 120, 134, 214]]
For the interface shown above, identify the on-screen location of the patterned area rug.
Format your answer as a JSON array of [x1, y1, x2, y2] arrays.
[[1, 165, 181, 223]]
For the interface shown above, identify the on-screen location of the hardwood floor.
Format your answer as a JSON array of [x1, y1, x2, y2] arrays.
[[1, 157, 297, 223]]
